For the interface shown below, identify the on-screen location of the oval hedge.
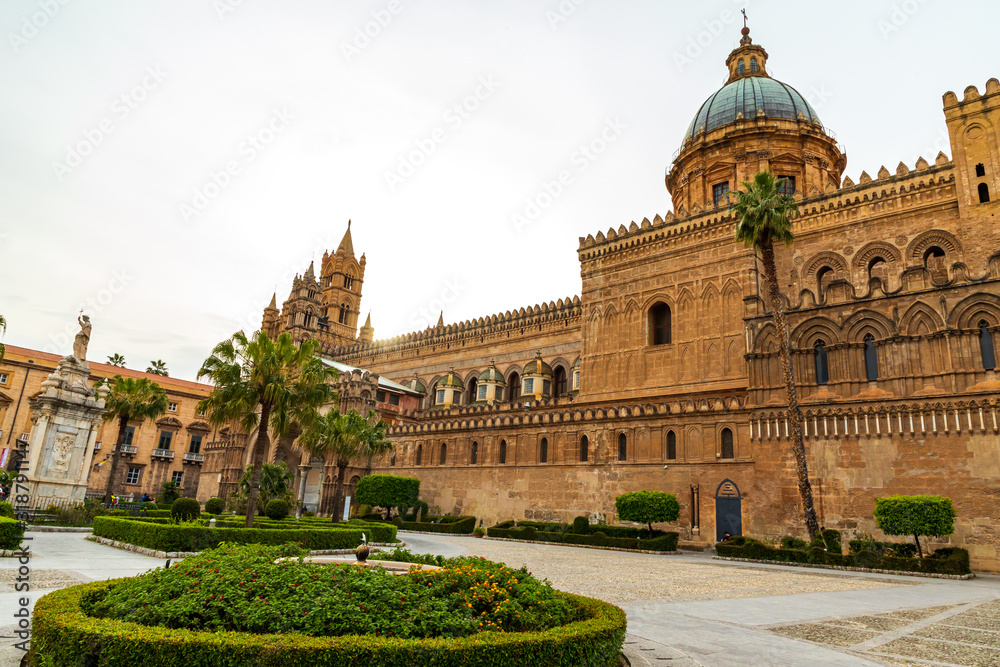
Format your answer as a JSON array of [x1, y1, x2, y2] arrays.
[[92, 517, 396, 552], [30, 579, 626, 667]]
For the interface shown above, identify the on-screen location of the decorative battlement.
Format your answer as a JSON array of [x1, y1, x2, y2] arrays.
[[942, 78, 1000, 109], [327, 296, 582, 362]]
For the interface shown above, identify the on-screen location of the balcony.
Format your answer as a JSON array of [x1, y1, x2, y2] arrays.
[[93, 441, 101, 451], [112, 444, 138, 456], [151, 448, 175, 460], [183, 452, 205, 464]]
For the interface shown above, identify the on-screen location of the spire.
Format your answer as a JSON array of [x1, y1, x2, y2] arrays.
[[436, 311, 444, 327], [337, 220, 354, 257], [266, 292, 277, 310], [304, 260, 315, 281], [358, 310, 374, 344], [363, 312, 371, 327]]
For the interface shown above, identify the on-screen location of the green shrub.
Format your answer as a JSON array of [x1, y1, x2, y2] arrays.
[[355, 475, 419, 519], [390, 516, 403, 528], [264, 499, 289, 521], [302, 510, 315, 517], [874, 495, 956, 558], [473, 525, 485, 536], [204, 498, 225, 515], [403, 500, 429, 522], [821, 529, 842, 554], [92, 517, 394, 552], [0, 501, 14, 518], [487, 525, 679, 552], [589, 531, 608, 547], [614, 490, 680, 533], [781, 536, 808, 550], [31, 576, 626, 667], [572, 516, 589, 534], [170, 498, 201, 522], [158, 481, 180, 506], [0, 516, 25, 550], [400, 516, 476, 534]]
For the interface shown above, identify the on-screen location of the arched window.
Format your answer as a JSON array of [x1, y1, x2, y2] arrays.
[[649, 302, 671, 345], [976, 163, 986, 177], [307, 288, 316, 300], [814, 340, 829, 385], [390, 452, 396, 467], [816, 266, 834, 293], [344, 274, 355, 290], [507, 372, 521, 400], [980, 320, 996, 370], [868, 257, 888, 284], [338, 303, 349, 324], [440, 443, 447, 465], [864, 334, 879, 382], [737, 59, 745, 74], [303, 312, 314, 328], [979, 183, 991, 203], [466, 378, 478, 405], [499, 439, 507, 464], [553, 366, 567, 397], [750, 57, 758, 72], [471, 442, 478, 465], [666, 430, 677, 460], [720, 428, 734, 459], [540, 437, 548, 463], [415, 444, 422, 466], [580, 435, 588, 462], [618, 433, 627, 461]]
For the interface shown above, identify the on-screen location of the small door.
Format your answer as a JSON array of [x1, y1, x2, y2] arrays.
[[715, 479, 743, 541]]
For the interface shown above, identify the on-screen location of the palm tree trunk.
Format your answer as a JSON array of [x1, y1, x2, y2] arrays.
[[244, 402, 271, 529], [760, 240, 820, 541], [331, 459, 348, 523], [103, 415, 130, 505]]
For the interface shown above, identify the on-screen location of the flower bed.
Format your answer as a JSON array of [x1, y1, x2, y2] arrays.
[[30, 544, 626, 667], [488, 521, 678, 552], [715, 536, 970, 576], [92, 517, 396, 553]]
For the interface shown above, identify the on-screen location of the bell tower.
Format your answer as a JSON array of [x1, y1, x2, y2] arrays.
[[944, 78, 1000, 219], [320, 221, 367, 345]]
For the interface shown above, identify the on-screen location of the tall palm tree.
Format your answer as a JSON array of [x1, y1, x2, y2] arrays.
[[0, 314, 6, 362], [299, 408, 393, 522], [146, 360, 169, 376], [102, 375, 169, 504], [107, 353, 126, 367], [197, 331, 336, 528], [731, 171, 820, 540]]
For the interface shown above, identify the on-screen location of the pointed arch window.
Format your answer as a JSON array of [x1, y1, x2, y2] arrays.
[[649, 302, 671, 345], [440, 443, 447, 465], [338, 303, 349, 324], [666, 430, 677, 460], [344, 274, 355, 290], [980, 320, 996, 370], [979, 183, 991, 203], [618, 433, 627, 462], [864, 334, 879, 382], [720, 428, 734, 459], [390, 452, 396, 467], [540, 437, 548, 463], [415, 444, 422, 466], [507, 372, 521, 400], [471, 442, 478, 465], [553, 366, 567, 397], [499, 439, 507, 464], [814, 340, 829, 385], [580, 435, 588, 462]]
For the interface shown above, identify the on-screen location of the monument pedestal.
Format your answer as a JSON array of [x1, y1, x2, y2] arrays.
[[24, 355, 107, 506]]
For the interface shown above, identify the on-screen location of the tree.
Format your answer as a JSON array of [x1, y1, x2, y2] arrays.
[[615, 490, 680, 534], [234, 462, 295, 515], [874, 495, 956, 558], [197, 330, 336, 528], [158, 480, 181, 505], [146, 360, 169, 376], [731, 171, 820, 541], [299, 409, 393, 522], [101, 375, 169, 505], [107, 353, 126, 367], [355, 474, 418, 519]]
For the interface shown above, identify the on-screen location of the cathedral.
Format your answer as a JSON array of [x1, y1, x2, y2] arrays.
[[201, 27, 1000, 572]]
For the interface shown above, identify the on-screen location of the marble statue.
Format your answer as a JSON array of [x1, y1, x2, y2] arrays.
[[73, 315, 91, 361]]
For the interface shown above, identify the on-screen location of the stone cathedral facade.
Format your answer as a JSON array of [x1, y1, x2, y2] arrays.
[[208, 29, 1000, 571]]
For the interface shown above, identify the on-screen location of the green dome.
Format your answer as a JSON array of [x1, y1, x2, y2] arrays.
[[523, 357, 553, 377], [683, 76, 821, 144], [478, 366, 505, 383], [402, 377, 426, 393], [437, 373, 463, 389]]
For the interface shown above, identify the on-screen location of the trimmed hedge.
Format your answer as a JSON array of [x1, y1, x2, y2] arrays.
[[204, 498, 225, 515], [717, 537, 970, 575], [492, 520, 671, 541], [171, 498, 200, 522], [265, 499, 289, 520], [92, 517, 396, 552], [400, 516, 476, 534], [30, 579, 626, 667], [0, 516, 25, 550], [489, 525, 679, 552]]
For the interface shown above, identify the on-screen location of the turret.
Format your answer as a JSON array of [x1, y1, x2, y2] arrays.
[[359, 312, 374, 344]]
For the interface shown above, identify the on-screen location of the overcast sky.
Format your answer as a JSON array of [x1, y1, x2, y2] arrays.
[[1, 0, 996, 380]]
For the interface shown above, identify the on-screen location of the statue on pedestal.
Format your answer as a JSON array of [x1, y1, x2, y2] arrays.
[[73, 315, 91, 361]]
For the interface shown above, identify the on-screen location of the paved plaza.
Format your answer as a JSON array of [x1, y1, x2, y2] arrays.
[[1, 531, 998, 666]]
